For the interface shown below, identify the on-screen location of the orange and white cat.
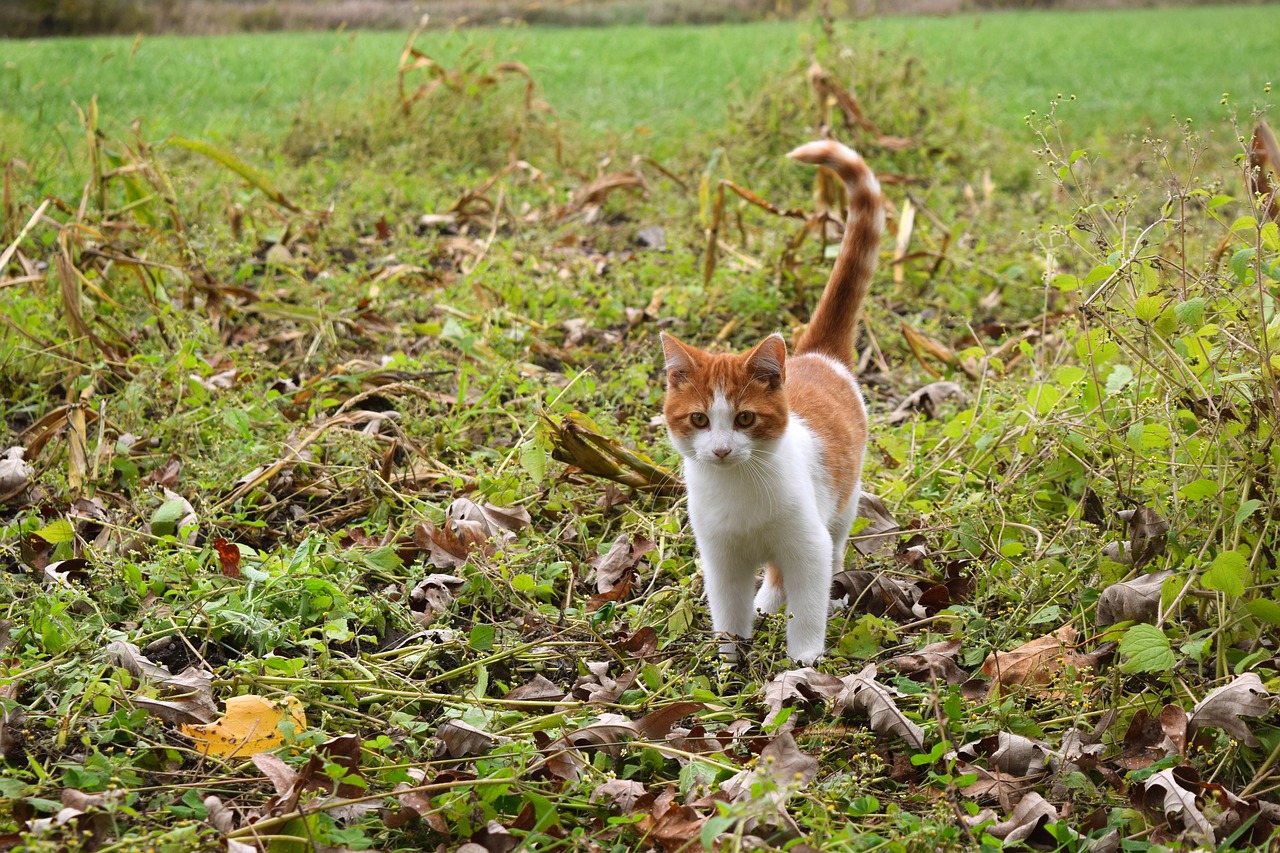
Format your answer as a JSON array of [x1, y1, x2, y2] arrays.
[[660, 139, 884, 665]]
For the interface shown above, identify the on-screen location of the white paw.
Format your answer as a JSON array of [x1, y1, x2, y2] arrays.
[[789, 641, 824, 667]]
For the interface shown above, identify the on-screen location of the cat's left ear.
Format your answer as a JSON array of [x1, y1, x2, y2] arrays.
[[745, 333, 786, 389]]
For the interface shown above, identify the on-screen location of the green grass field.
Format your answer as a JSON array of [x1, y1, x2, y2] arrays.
[[3, 6, 1280, 852], [3, 5, 1274, 167]]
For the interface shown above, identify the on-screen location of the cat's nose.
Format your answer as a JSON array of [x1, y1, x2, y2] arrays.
[[713, 447, 731, 458]]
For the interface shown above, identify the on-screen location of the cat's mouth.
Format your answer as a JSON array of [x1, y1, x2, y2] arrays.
[[701, 451, 745, 467]]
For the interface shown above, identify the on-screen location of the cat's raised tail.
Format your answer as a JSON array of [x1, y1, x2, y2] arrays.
[[786, 140, 885, 370]]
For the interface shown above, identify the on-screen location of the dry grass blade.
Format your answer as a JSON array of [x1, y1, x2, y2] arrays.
[[1248, 120, 1280, 223], [892, 198, 916, 284], [167, 137, 310, 214], [543, 411, 681, 496], [0, 198, 49, 276], [808, 61, 913, 150], [561, 171, 646, 219], [704, 179, 812, 284]]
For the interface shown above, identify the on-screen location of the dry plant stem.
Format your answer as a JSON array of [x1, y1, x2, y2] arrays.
[[0, 197, 50, 276], [224, 777, 510, 839]]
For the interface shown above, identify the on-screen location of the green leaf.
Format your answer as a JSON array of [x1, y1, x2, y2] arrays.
[[151, 498, 189, 536], [1231, 248, 1256, 283], [1174, 298, 1205, 326], [1051, 274, 1081, 292], [512, 573, 537, 593], [701, 815, 734, 849], [1202, 550, 1248, 597], [469, 624, 495, 651], [1235, 499, 1263, 526], [1263, 221, 1280, 251], [36, 519, 75, 544], [362, 546, 402, 573], [519, 439, 547, 485], [1105, 364, 1133, 396], [1133, 294, 1166, 322], [1246, 598, 1280, 626], [1118, 623, 1175, 673], [679, 758, 719, 797], [1026, 384, 1061, 415], [1177, 479, 1217, 501]]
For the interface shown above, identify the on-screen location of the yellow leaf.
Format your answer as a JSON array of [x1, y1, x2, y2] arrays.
[[181, 695, 306, 758]]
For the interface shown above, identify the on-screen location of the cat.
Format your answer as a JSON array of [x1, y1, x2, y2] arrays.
[[660, 139, 884, 665]]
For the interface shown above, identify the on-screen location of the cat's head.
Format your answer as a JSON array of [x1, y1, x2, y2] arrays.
[[660, 332, 789, 467]]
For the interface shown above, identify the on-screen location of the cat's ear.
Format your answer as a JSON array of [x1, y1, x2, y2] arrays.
[[661, 332, 697, 387], [745, 333, 786, 389]]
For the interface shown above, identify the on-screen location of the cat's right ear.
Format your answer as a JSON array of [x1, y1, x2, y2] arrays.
[[660, 332, 695, 388]]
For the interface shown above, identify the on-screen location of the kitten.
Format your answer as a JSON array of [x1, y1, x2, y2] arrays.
[[660, 139, 884, 665]]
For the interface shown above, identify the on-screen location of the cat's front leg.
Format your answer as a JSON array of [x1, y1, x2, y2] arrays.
[[700, 546, 758, 660], [777, 529, 835, 665]]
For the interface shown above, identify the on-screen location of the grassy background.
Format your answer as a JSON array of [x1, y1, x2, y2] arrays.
[[3, 4, 1274, 173], [4, 5, 1280, 850]]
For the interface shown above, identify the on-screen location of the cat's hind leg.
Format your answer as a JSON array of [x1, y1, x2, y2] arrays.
[[753, 563, 787, 615], [777, 527, 835, 665]]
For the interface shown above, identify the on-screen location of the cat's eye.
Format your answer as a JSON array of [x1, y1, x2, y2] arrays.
[[735, 411, 756, 428], [689, 412, 709, 428]]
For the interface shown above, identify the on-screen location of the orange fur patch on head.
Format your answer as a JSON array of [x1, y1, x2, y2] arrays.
[[661, 333, 790, 445]]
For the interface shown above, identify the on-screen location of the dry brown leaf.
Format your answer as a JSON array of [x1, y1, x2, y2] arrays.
[[883, 638, 968, 686], [591, 779, 651, 813], [1187, 673, 1271, 748], [956, 761, 1042, 806], [632, 702, 705, 740], [720, 731, 818, 811], [1141, 768, 1213, 843], [761, 667, 844, 729], [545, 411, 681, 495], [252, 752, 299, 799], [959, 732, 1052, 777], [1110, 506, 1170, 570], [834, 664, 927, 749], [106, 639, 217, 725], [887, 381, 967, 425], [590, 533, 654, 594], [445, 498, 530, 553], [257, 733, 365, 816], [982, 624, 1103, 693], [502, 674, 563, 703], [570, 662, 637, 704], [562, 171, 646, 219], [849, 492, 902, 558], [407, 573, 465, 624], [181, 694, 306, 759], [1116, 707, 1182, 771], [970, 791, 1060, 845], [0, 446, 33, 501], [1096, 570, 1173, 626], [831, 569, 921, 620], [437, 719, 502, 758]]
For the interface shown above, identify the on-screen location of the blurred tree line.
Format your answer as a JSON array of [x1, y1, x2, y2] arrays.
[[2, 0, 161, 36]]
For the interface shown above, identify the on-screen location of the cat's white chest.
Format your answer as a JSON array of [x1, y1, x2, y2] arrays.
[[684, 419, 831, 544]]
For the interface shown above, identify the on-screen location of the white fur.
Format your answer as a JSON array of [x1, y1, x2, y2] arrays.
[[676, 412, 861, 665]]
